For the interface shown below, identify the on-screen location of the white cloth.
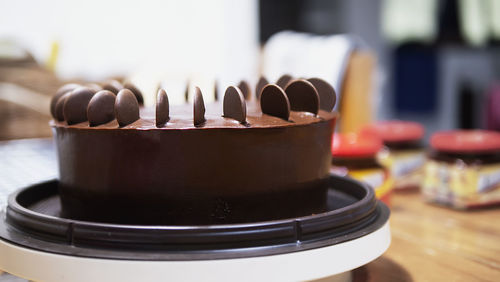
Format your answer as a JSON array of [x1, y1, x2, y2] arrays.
[[262, 31, 357, 111]]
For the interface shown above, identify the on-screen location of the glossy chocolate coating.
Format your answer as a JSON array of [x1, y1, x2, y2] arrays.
[[260, 84, 291, 120], [115, 89, 140, 127], [193, 87, 206, 126], [307, 78, 336, 111], [87, 90, 116, 126], [52, 103, 336, 224], [155, 89, 169, 127], [284, 79, 319, 115], [63, 87, 96, 125], [51, 78, 338, 224], [223, 86, 246, 123]]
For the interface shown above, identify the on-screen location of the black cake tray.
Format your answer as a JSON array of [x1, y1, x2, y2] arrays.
[[0, 175, 389, 261]]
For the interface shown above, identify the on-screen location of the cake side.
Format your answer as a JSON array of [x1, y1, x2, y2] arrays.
[[51, 78, 338, 224], [54, 115, 336, 224]]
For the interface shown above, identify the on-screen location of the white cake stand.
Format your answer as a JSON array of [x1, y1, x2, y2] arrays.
[[0, 222, 389, 282]]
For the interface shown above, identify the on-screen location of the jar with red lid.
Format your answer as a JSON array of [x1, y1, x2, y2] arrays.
[[363, 121, 426, 191], [331, 133, 393, 205], [423, 130, 500, 209]]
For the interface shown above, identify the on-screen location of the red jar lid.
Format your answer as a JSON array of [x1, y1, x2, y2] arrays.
[[332, 133, 383, 157], [431, 130, 500, 153], [363, 121, 424, 142]]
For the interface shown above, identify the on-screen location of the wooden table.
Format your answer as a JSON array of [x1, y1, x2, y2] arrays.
[[355, 191, 500, 282]]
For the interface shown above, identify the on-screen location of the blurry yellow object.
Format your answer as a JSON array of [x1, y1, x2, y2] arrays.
[[339, 51, 375, 133], [46, 41, 59, 72], [423, 160, 500, 208], [349, 168, 394, 200], [378, 149, 425, 190]]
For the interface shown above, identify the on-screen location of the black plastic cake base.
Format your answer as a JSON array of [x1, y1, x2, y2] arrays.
[[2, 174, 389, 260], [59, 182, 328, 225]]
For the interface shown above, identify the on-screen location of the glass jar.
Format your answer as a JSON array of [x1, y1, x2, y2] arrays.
[[331, 133, 393, 205], [423, 130, 500, 209], [363, 121, 425, 191]]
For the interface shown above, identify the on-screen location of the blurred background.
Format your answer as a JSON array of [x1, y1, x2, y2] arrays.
[[0, 0, 499, 139], [1, 1, 500, 281]]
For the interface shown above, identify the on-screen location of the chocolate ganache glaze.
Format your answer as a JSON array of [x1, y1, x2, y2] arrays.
[[51, 79, 337, 224]]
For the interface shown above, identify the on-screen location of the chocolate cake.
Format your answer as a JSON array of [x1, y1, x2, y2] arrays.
[[50, 78, 337, 225]]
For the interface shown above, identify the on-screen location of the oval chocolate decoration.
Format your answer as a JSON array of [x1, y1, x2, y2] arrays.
[[87, 90, 116, 126], [223, 86, 247, 123], [115, 89, 140, 127], [284, 79, 319, 115], [102, 80, 123, 94], [184, 80, 190, 102], [156, 88, 169, 127], [255, 76, 269, 100], [50, 83, 80, 119], [63, 87, 96, 125], [123, 82, 144, 105], [86, 83, 103, 93], [237, 80, 251, 100], [276, 74, 292, 89], [55, 93, 71, 121], [214, 80, 219, 101], [260, 84, 290, 120], [193, 87, 206, 126], [307, 78, 336, 112]]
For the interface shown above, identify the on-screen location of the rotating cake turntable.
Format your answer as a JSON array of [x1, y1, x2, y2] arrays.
[[0, 175, 390, 282], [0, 79, 390, 281]]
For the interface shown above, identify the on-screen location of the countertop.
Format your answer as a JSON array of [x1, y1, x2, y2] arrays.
[[354, 191, 500, 282]]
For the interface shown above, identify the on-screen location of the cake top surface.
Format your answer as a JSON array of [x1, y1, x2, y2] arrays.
[[52, 102, 337, 130], [50, 77, 337, 130]]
